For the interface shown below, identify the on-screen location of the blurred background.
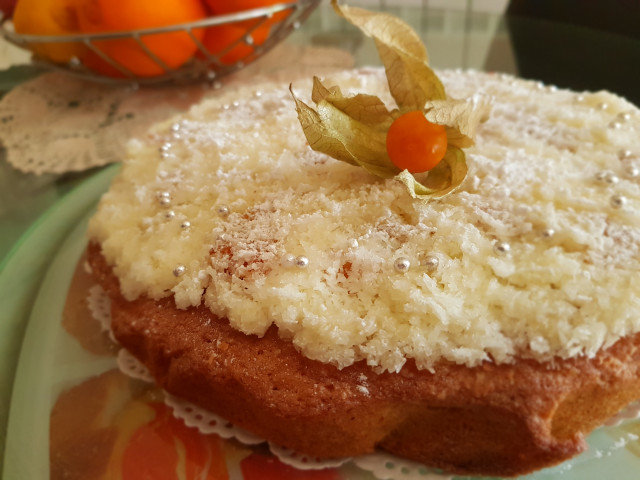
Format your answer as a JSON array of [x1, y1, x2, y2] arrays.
[[3, 0, 638, 104], [295, 0, 639, 105], [0, 0, 510, 70]]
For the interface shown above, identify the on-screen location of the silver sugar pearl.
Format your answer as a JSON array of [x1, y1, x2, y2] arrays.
[[421, 254, 439, 272], [349, 239, 359, 249], [216, 205, 230, 217], [294, 256, 309, 268], [171, 123, 181, 132], [255, 90, 263, 97], [595, 171, 619, 184], [610, 195, 627, 209], [598, 102, 609, 110], [548, 85, 558, 92], [160, 142, 172, 152], [281, 253, 296, 267], [222, 104, 230, 110], [609, 120, 622, 130], [69, 56, 81, 67], [494, 241, 511, 255], [599, 171, 619, 184], [575, 94, 585, 103], [542, 228, 555, 238], [232, 101, 240, 107], [394, 257, 411, 273], [605, 173, 619, 184], [158, 192, 171, 206], [180, 220, 191, 229], [165, 210, 175, 219], [618, 112, 632, 121], [626, 165, 639, 178], [173, 265, 186, 277], [618, 149, 633, 160]]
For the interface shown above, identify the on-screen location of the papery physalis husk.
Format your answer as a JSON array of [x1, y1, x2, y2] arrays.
[[290, 0, 491, 200]]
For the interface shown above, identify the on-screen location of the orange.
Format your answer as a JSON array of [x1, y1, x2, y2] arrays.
[[12, 0, 85, 64], [386, 111, 448, 173], [77, 0, 206, 77], [0, 0, 18, 19], [200, 21, 269, 65]]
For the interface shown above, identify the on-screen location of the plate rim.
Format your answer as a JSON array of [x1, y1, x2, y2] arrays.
[[0, 163, 119, 471]]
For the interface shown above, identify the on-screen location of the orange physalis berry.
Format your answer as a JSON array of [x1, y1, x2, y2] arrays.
[[386, 110, 448, 173]]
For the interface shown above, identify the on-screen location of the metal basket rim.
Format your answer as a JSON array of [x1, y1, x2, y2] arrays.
[[0, 0, 316, 43], [0, 0, 321, 86]]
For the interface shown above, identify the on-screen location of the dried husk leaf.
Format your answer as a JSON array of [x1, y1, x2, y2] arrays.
[[291, 2, 491, 201], [311, 77, 395, 131], [395, 147, 468, 199], [424, 95, 492, 148], [332, 0, 445, 111], [290, 85, 359, 167], [291, 86, 398, 178]]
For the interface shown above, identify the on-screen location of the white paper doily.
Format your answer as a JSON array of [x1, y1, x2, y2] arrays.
[[0, 71, 207, 174], [268, 443, 351, 470], [86, 284, 114, 341], [164, 393, 263, 445], [116, 348, 155, 383], [353, 453, 452, 480]]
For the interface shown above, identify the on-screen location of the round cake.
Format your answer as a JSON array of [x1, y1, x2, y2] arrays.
[[87, 68, 640, 476]]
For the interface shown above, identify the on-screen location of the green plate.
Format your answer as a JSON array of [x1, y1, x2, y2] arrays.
[[1, 164, 640, 479], [0, 164, 119, 476]]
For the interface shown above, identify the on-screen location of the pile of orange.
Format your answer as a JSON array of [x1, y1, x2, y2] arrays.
[[11, 0, 292, 77]]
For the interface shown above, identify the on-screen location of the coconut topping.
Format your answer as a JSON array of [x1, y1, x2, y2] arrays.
[[89, 69, 640, 372]]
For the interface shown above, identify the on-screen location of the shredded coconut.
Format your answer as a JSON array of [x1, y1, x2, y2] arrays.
[[89, 69, 640, 372]]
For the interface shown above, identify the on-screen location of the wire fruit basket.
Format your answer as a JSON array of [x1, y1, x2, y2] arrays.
[[0, 0, 320, 86]]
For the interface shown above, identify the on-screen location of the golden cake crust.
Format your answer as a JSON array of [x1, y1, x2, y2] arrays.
[[88, 243, 640, 477]]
